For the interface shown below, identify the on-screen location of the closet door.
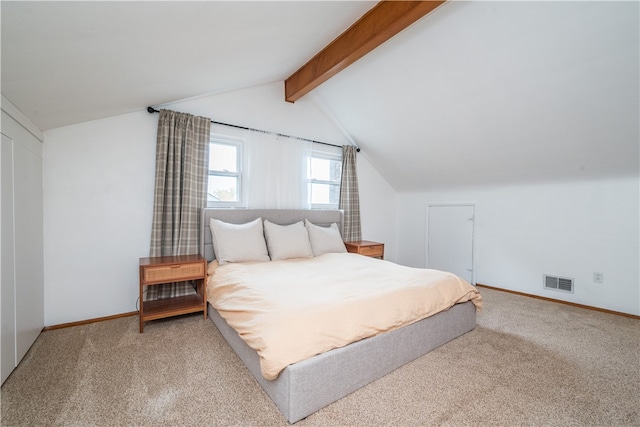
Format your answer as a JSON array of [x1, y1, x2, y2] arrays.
[[1, 135, 16, 384], [1, 110, 44, 385], [13, 139, 44, 362], [427, 204, 474, 284]]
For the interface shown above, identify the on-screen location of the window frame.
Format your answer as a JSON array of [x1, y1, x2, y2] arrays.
[[308, 149, 342, 210], [207, 134, 244, 208]]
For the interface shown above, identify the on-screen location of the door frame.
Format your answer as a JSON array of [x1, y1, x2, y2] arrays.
[[426, 203, 476, 285]]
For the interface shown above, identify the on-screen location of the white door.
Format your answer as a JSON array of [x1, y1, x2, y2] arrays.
[[427, 205, 474, 283], [13, 139, 44, 363], [1, 134, 16, 384]]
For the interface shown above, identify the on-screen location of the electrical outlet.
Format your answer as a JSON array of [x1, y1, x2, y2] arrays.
[[593, 272, 603, 283]]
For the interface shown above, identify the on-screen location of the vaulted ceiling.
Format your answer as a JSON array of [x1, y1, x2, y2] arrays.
[[1, 1, 376, 130], [313, 1, 639, 190], [2, 1, 638, 191]]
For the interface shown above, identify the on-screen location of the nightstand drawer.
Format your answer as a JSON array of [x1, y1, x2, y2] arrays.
[[344, 241, 385, 259], [142, 262, 205, 284], [358, 244, 384, 258]]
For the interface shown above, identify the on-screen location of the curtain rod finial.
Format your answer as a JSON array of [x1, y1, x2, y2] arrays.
[[147, 106, 158, 114]]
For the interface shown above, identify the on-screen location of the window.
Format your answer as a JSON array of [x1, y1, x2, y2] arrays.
[[308, 151, 342, 209], [208, 135, 243, 207]]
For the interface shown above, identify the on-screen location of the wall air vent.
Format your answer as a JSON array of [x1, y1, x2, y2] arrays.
[[544, 275, 574, 293]]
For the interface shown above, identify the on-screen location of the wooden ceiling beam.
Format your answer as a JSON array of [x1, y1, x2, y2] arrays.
[[284, 1, 446, 103]]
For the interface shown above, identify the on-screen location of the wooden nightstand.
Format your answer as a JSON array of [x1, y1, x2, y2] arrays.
[[139, 254, 207, 333], [344, 241, 384, 259]]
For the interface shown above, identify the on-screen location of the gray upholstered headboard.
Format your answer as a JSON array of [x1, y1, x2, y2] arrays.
[[200, 208, 344, 262]]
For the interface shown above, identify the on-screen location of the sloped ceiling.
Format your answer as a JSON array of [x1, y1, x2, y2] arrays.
[[313, 1, 639, 190], [1, 1, 375, 130], [2, 1, 638, 192]]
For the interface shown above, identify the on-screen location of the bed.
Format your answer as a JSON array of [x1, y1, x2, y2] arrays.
[[200, 208, 481, 423]]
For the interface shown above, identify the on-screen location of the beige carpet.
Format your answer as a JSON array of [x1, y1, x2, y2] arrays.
[[2, 287, 638, 426]]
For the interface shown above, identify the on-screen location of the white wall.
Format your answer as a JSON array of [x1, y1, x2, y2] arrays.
[[166, 82, 350, 147], [43, 82, 396, 325], [41, 82, 638, 322], [397, 177, 640, 315], [357, 155, 397, 261], [43, 112, 157, 325], [40, 80, 639, 322]]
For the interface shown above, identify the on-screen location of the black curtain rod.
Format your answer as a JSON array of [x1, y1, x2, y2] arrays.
[[147, 107, 359, 152]]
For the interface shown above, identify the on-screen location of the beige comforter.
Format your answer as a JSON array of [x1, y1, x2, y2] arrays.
[[207, 252, 482, 380]]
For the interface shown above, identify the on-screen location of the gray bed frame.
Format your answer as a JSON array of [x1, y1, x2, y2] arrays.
[[201, 208, 476, 423]]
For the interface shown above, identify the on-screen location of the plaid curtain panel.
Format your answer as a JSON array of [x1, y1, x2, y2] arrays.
[[339, 145, 362, 242], [146, 109, 211, 301]]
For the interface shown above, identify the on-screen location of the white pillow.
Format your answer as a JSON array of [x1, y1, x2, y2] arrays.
[[304, 219, 347, 256], [263, 220, 314, 261], [209, 218, 270, 265]]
